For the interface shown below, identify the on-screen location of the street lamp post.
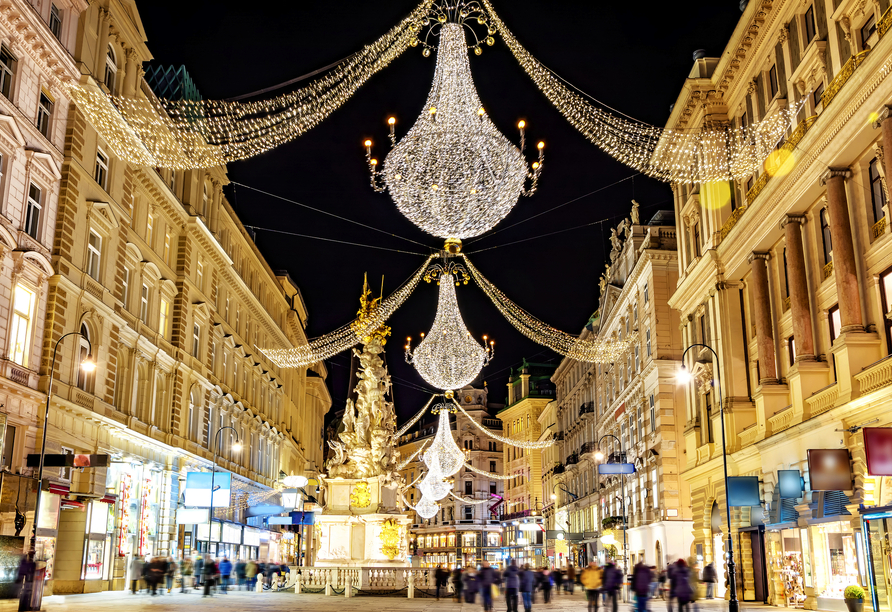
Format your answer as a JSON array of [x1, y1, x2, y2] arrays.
[[678, 343, 739, 612], [24, 331, 96, 611], [594, 434, 627, 576], [209, 426, 241, 555]]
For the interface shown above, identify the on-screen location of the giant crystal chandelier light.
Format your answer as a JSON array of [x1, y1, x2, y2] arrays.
[[367, 20, 543, 243], [405, 265, 493, 392], [413, 402, 466, 518]]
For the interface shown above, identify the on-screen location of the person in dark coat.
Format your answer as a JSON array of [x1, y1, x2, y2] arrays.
[[478, 561, 501, 612], [234, 559, 246, 590], [193, 555, 204, 589], [218, 557, 232, 593], [602, 561, 622, 612], [633, 562, 654, 612], [520, 564, 536, 612], [202, 555, 217, 597], [452, 566, 463, 602], [553, 567, 564, 595], [539, 568, 552, 603], [670, 560, 693, 612], [504, 561, 520, 612], [434, 565, 448, 601], [701, 563, 717, 599], [464, 567, 478, 603], [566, 564, 576, 593], [147, 557, 165, 595]]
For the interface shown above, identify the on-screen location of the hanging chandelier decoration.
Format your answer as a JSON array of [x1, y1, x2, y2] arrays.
[[423, 403, 466, 477], [405, 263, 494, 392], [364, 16, 543, 245]]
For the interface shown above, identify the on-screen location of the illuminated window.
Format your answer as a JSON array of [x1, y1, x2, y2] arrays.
[[94, 149, 108, 190], [196, 259, 204, 291], [146, 213, 154, 247], [159, 298, 171, 337], [49, 5, 62, 39], [192, 323, 201, 358], [163, 230, 171, 264], [87, 230, 102, 281], [8, 284, 35, 366], [140, 284, 149, 323], [104, 44, 117, 93]]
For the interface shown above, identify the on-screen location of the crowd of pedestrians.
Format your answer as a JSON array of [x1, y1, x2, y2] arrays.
[[432, 557, 719, 612], [127, 554, 289, 596]]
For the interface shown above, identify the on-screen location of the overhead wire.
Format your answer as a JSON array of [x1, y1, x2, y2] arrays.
[[231, 181, 433, 250], [243, 225, 429, 256]]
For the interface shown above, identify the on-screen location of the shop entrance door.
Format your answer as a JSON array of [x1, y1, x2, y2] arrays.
[[864, 516, 892, 612], [750, 529, 768, 602]]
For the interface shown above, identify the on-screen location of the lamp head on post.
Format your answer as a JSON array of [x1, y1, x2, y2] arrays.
[[676, 364, 692, 384], [80, 354, 97, 372], [594, 450, 605, 461], [232, 442, 243, 452]]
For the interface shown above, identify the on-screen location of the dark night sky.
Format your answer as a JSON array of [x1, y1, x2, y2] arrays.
[[139, 1, 744, 420]]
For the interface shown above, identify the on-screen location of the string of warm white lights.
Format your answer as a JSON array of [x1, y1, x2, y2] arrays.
[[397, 440, 429, 470], [463, 461, 514, 480], [478, 0, 806, 183], [396, 395, 436, 437], [452, 398, 554, 449], [462, 255, 634, 363], [68, 0, 435, 169], [259, 254, 434, 368], [405, 269, 493, 391], [448, 491, 494, 505]]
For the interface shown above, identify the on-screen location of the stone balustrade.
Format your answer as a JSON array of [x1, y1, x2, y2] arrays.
[[855, 355, 892, 395], [293, 566, 436, 597]]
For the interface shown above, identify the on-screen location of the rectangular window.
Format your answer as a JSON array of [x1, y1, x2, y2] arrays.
[[881, 269, 892, 355], [649, 394, 656, 432], [87, 230, 102, 281], [646, 329, 652, 357], [870, 158, 887, 223], [788, 335, 797, 366], [196, 259, 204, 291], [37, 92, 53, 137], [821, 208, 833, 264], [159, 298, 171, 337], [122, 268, 130, 307], [146, 213, 154, 247], [140, 284, 149, 323], [768, 64, 779, 99], [9, 284, 35, 366], [490, 481, 497, 494], [192, 323, 201, 358], [489, 461, 496, 472], [829, 305, 842, 344], [95, 149, 108, 190], [464, 506, 473, 520], [49, 4, 62, 39], [644, 283, 649, 303], [634, 345, 640, 372], [0, 46, 14, 99], [1, 425, 15, 469], [860, 14, 876, 48], [25, 184, 41, 239], [804, 5, 817, 44], [163, 230, 171, 264], [465, 480, 473, 495], [813, 81, 825, 109]]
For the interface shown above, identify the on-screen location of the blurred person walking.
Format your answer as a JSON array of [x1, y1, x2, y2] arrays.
[[581, 562, 603, 612], [520, 564, 536, 612], [633, 561, 654, 612], [129, 555, 144, 594]]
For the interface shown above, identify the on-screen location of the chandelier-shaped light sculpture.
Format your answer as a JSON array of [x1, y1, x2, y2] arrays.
[[406, 268, 493, 391], [369, 22, 541, 243], [424, 404, 466, 477], [414, 495, 440, 519]]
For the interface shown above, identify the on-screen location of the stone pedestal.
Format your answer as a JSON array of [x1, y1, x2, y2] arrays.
[[831, 330, 882, 403], [788, 360, 831, 417], [314, 477, 412, 567], [753, 383, 790, 436]]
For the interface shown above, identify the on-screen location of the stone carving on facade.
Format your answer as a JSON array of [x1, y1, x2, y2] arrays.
[[631, 199, 641, 225], [778, 23, 789, 44], [691, 362, 715, 396], [609, 227, 622, 256], [326, 334, 400, 480]]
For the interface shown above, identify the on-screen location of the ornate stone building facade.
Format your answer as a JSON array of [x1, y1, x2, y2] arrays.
[[397, 385, 504, 568], [667, 0, 892, 609], [17, 0, 331, 594], [0, 0, 86, 576], [550, 207, 691, 571]]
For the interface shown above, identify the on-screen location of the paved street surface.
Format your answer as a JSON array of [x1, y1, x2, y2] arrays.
[[41, 588, 804, 612]]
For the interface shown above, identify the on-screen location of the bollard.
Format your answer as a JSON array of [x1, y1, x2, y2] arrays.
[[295, 575, 301, 594], [407, 572, 414, 599], [255, 577, 263, 593], [345, 581, 351, 598], [325, 583, 333, 596]]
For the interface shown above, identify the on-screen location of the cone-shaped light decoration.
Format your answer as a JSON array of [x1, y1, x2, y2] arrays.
[[424, 404, 466, 477], [383, 23, 528, 240], [406, 272, 493, 391], [415, 494, 440, 519]]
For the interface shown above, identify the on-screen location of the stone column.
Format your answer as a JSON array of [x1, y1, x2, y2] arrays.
[[781, 215, 815, 360], [748, 252, 779, 383], [95, 9, 111, 79], [878, 108, 892, 198], [821, 168, 862, 332], [123, 48, 139, 98]]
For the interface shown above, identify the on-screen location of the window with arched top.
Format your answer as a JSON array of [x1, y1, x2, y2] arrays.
[[76, 324, 94, 393], [104, 44, 117, 93]]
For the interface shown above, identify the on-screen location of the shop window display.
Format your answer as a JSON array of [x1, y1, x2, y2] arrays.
[[768, 528, 807, 607], [813, 522, 860, 601]]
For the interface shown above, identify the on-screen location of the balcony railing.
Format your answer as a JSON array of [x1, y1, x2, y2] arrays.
[[822, 260, 834, 281], [872, 217, 886, 242], [880, 4, 892, 37], [566, 453, 579, 465], [579, 442, 595, 456], [821, 49, 871, 110], [579, 402, 594, 417]]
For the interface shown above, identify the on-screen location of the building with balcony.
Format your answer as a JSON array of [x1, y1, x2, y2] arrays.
[[22, 0, 331, 594], [551, 204, 691, 571], [397, 385, 504, 568], [666, 1, 892, 609], [498, 359, 555, 567]]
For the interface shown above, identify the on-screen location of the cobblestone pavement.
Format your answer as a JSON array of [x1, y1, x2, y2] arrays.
[[40, 587, 804, 612]]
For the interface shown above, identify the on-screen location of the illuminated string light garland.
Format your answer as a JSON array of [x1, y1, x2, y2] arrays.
[[397, 440, 429, 471], [259, 254, 434, 368], [478, 0, 806, 183], [405, 267, 493, 391], [448, 491, 494, 505], [452, 397, 553, 449], [396, 395, 436, 437], [462, 254, 634, 363], [463, 461, 513, 480]]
